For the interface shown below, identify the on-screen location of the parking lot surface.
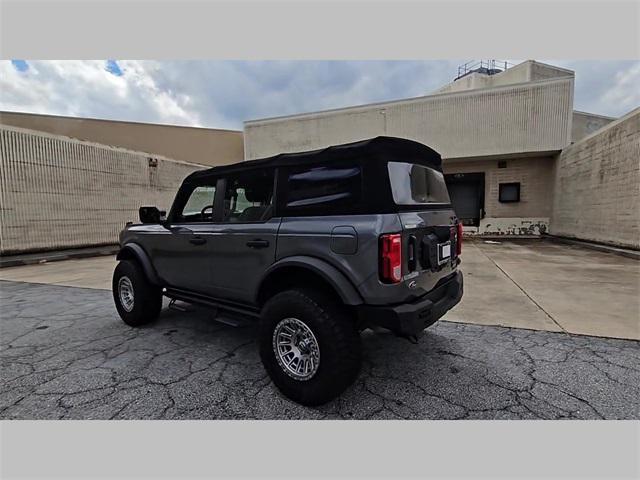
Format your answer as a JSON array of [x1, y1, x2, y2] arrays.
[[2, 239, 638, 340], [1, 280, 638, 420]]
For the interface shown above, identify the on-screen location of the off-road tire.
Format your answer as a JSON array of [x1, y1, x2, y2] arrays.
[[259, 288, 362, 406], [112, 260, 162, 327]]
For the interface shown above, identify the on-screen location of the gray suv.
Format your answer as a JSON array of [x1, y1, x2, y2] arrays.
[[112, 136, 464, 405]]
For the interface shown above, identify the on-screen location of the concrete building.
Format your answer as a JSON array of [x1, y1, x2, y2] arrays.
[[1, 60, 636, 255], [550, 108, 639, 249], [0, 111, 244, 167], [244, 60, 623, 238], [0, 125, 205, 255]]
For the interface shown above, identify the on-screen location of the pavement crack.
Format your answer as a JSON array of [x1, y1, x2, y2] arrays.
[[476, 246, 568, 334]]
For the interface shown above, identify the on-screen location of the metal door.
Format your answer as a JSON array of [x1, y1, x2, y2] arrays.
[[445, 173, 485, 226]]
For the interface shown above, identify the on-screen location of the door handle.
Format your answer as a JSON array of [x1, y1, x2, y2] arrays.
[[246, 239, 269, 249], [189, 237, 207, 246]]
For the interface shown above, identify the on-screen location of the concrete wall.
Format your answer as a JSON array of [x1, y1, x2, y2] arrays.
[[0, 111, 244, 167], [0, 125, 204, 254], [433, 60, 573, 94], [444, 156, 555, 235], [244, 76, 573, 161], [550, 108, 640, 249], [571, 111, 615, 143]]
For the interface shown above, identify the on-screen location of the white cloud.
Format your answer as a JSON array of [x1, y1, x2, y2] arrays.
[[601, 62, 640, 114], [1, 60, 638, 130], [0, 60, 202, 126]]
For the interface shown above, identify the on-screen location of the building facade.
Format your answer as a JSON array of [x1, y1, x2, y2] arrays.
[[244, 60, 620, 237], [0, 111, 244, 167], [0, 125, 205, 254]]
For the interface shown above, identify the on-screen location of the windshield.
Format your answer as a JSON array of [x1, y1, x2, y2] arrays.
[[387, 161, 451, 205]]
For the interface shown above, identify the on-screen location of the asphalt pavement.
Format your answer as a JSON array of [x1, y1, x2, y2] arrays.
[[1, 280, 638, 420]]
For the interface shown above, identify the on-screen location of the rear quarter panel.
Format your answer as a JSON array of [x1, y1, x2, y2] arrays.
[[276, 209, 459, 306], [276, 214, 403, 305]]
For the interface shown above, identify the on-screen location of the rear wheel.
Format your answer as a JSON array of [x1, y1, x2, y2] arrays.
[[112, 260, 162, 327], [259, 288, 361, 406]]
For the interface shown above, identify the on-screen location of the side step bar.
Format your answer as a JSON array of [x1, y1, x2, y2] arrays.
[[164, 287, 261, 319]]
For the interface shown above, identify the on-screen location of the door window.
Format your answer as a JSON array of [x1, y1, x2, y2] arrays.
[[222, 169, 274, 223], [178, 184, 216, 222]]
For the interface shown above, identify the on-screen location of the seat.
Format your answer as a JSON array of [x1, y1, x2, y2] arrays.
[[238, 206, 268, 222]]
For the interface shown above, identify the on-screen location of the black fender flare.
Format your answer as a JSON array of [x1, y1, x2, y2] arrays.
[[257, 256, 363, 306], [116, 243, 161, 286]]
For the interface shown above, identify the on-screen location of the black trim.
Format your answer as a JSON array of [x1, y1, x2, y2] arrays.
[[117, 243, 161, 285], [357, 270, 463, 337], [257, 255, 364, 306], [212, 177, 226, 221], [164, 287, 261, 318]]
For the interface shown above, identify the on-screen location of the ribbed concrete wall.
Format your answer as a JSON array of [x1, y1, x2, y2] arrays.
[[244, 77, 574, 161], [0, 111, 244, 167], [550, 108, 640, 249], [433, 60, 573, 94], [0, 126, 204, 254]]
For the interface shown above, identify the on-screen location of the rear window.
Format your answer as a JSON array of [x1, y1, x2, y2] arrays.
[[388, 161, 450, 205]]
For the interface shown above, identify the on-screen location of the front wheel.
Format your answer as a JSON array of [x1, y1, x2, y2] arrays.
[[112, 260, 162, 327], [259, 289, 362, 406]]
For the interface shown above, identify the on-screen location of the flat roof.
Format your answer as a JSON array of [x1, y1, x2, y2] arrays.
[[0, 110, 242, 134]]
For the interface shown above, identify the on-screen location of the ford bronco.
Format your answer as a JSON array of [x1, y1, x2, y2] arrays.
[[112, 136, 463, 405]]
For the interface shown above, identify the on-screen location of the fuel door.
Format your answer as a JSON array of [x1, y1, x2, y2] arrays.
[[330, 226, 358, 255]]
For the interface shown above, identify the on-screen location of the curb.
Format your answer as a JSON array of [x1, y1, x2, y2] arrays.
[[0, 245, 120, 268], [544, 235, 640, 260]]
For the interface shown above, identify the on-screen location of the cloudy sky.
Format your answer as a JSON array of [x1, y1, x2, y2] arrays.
[[1, 60, 638, 130]]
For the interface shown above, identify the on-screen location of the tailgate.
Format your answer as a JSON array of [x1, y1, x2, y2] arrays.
[[398, 208, 460, 293]]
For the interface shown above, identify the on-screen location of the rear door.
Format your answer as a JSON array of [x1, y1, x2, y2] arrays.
[[387, 161, 460, 293], [207, 168, 279, 303]]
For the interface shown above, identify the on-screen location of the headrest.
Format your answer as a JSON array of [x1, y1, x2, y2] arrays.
[[244, 183, 270, 203]]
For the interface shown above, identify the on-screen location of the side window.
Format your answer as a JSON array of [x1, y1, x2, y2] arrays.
[[283, 162, 362, 215], [222, 169, 274, 223], [178, 184, 216, 222]]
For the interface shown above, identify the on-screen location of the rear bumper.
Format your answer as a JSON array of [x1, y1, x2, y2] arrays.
[[357, 270, 463, 337]]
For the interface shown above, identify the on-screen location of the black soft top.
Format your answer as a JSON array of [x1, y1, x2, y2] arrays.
[[185, 136, 442, 182]]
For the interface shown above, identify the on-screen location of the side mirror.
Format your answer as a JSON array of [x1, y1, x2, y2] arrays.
[[139, 206, 166, 224]]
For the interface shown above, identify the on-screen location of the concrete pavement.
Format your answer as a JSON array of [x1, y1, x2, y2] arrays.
[[1, 239, 638, 340], [472, 240, 640, 339]]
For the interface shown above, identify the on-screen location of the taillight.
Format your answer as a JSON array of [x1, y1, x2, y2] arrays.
[[456, 222, 463, 256], [380, 233, 402, 283]]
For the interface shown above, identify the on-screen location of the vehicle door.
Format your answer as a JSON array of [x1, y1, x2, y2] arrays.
[[146, 177, 219, 294], [207, 168, 279, 304]]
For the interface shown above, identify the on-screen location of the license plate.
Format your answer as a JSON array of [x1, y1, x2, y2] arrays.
[[438, 242, 451, 264]]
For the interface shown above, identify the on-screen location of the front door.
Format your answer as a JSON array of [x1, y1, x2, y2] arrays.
[[149, 181, 218, 294]]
